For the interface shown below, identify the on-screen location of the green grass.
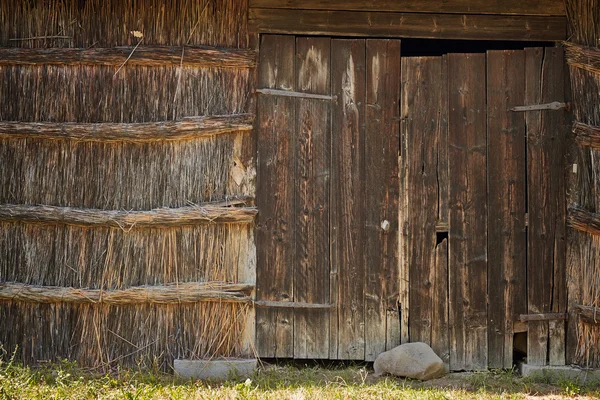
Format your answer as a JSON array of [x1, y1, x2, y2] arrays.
[[1, 357, 600, 399]]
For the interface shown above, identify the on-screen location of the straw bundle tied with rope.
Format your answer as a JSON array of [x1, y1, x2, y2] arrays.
[[565, 0, 600, 368], [0, 0, 257, 369]]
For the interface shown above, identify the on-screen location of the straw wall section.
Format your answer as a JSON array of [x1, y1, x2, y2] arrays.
[[0, 0, 256, 369], [565, 0, 600, 368]]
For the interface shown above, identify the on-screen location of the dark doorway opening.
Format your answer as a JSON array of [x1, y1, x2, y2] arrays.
[[400, 38, 554, 57]]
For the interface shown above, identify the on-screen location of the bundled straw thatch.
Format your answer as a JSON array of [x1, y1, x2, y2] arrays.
[[0, 136, 241, 209], [0, 0, 249, 48], [565, 0, 600, 368], [0, 65, 250, 122], [0, 0, 256, 370], [1, 302, 251, 369], [0, 223, 252, 290]]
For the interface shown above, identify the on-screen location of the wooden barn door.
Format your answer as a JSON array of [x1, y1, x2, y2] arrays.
[[256, 35, 401, 360], [402, 48, 568, 371]]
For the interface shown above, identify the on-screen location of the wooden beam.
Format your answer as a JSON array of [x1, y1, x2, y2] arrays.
[[520, 313, 568, 322], [249, 0, 566, 16], [256, 88, 336, 101], [0, 282, 254, 304], [568, 205, 600, 236], [254, 301, 334, 309], [0, 114, 253, 143], [573, 121, 600, 150], [249, 9, 567, 41], [0, 46, 256, 68], [0, 199, 257, 228]]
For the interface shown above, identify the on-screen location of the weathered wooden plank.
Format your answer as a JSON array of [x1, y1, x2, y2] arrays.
[[249, 0, 566, 16], [526, 47, 568, 366], [0, 202, 256, 227], [401, 56, 446, 349], [433, 238, 450, 367], [256, 34, 296, 358], [293, 36, 331, 359], [364, 39, 401, 361], [0, 115, 253, 143], [448, 53, 488, 371], [331, 39, 366, 360], [520, 313, 568, 322], [0, 46, 257, 68], [432, 55, 450, 368], [487, 50, 527, 369], [438, 56, 450, 229], [249, 9, 567, 41], [255, 301, 333, 309]]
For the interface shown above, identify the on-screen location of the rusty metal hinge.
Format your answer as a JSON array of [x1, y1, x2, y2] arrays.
[[511, 102, 570, 112]]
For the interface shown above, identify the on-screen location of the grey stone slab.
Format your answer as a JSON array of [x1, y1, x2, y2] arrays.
[[174, 359, 258, 381]]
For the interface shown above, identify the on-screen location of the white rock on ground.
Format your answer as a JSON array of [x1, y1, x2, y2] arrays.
[[373, 342, 446, 381]]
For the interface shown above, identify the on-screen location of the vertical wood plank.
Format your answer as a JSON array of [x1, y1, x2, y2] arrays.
[[401, 56, 447, 351], [331, 38, 366, 360], [293, 36, 331, 359], [433, 238, 449, 368], [256, 34, 295, 358], [364, 39, 401, 360], [526, 47, 567, 366], [487, 50, 527, 369], [433, 55, 450, 367], [448, 53, 488, 371]]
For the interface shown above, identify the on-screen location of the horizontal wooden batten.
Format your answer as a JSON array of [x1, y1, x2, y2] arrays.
[[254, 300, 334, 309], [249, 0, 566, 16], [564, 42, 600, 75], [0, 114, 253, 143], [0, 282, 254, 304], [519, 313, 568, 322], [0, 199, 257, 228], [568, 205, 600, 236], [249, 9, 567, 41], [0, 46, 256, 68], [573, 122, 600, 150], [256, 88, 336, 101]]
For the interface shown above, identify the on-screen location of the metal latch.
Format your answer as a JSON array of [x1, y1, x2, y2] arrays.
[[511, 102, 570, 112]]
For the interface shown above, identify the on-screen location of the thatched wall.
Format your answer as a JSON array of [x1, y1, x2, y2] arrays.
[[0, 0, 256, 370], [565, 0, 600, 368]]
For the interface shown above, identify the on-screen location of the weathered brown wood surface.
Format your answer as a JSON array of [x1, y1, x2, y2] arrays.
[[486, 50, 527, 369], [331, 39, 366, 360], [401, 56, 449, 365], [448, 53, 488, 371], [364, 39, 401, 361], [526, 47, 568, 366], [293, 36, 331, 359], [256, 35, 296, 358], [249, 9, 566, 41], [0, 115, 253, 143], [0, 202, 256, 227], [0, 46, 257, 68], [249, 0, 566, 15]]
